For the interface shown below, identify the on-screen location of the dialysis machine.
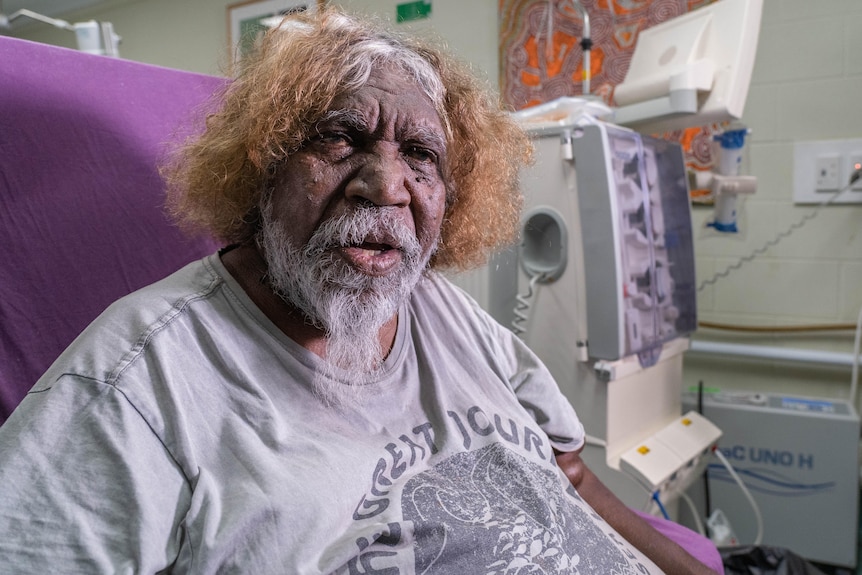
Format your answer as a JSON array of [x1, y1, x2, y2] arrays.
[[495, 108, 719, 511], [485, 0, 764, 511]]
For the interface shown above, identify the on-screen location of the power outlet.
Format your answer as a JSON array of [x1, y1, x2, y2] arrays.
[[793, 139, 862, 204], [815, 155, 841, 191], [850, 153, 862, 191]]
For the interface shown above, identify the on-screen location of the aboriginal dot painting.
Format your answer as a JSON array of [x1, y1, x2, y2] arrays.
[[500, 0, 723, 203]]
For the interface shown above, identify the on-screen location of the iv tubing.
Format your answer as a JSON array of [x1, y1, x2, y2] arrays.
[[583, 434, 607, 448]]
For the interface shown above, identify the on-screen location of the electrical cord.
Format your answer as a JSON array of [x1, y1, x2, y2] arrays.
[[712, 448, 763, 546], [628, 475, 669, 521], [631, 479, 660, 515], [651, 491, 671, 520], [698, 171, 862, 293]]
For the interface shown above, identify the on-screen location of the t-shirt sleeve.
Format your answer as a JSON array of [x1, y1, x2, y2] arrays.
[[437, 277, 586, 453], [494, 321, 586, 453], [0, 374, 189, 574]]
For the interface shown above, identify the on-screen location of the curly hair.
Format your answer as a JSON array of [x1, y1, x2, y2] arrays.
[[163, 7, 532, 271]]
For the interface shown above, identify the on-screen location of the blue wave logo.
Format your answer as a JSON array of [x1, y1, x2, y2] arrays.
[[706, 463, 835, 497]]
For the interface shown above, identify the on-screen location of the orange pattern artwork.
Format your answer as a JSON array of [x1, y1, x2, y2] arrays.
[[500, 0, 723, 200]]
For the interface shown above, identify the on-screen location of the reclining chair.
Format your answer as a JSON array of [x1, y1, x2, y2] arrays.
[[0, 36, 222, 423]]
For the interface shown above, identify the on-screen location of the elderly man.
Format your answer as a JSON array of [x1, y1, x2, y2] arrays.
[[0, 8, 719, 574]]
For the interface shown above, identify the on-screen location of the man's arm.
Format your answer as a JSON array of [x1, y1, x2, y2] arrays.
[[555, 449, 718, 575]]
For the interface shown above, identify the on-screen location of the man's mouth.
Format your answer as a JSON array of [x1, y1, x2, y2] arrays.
[[336, 241, 403, 275], [354, 242, 390, 257]]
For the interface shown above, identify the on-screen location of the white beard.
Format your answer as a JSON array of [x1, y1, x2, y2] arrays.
[[258, 199, 435, 406]]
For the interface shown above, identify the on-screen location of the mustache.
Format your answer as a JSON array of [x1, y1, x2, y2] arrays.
[[303, 207, 422, 260]]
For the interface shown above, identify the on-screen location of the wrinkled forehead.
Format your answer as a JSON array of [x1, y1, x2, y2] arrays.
[[330, 65, 444, 130]]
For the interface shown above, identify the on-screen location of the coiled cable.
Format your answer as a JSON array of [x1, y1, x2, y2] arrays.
[[698, 174, 860, 292], [512, 273, 545, 337]]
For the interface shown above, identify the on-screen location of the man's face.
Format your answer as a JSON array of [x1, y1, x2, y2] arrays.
[[256, 64, 448, 396], [268, 64, 448, 277]]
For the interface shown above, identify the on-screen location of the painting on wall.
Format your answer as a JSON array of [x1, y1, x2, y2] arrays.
[[227, 0, 322, 60], [499, 0, 722, 204]]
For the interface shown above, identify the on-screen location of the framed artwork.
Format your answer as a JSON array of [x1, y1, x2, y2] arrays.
[[227, 0, 322, 59]]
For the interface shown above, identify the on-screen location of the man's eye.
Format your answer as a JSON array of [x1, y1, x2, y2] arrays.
[[317, 132, 352, 146], [405, 146, 437, 164]]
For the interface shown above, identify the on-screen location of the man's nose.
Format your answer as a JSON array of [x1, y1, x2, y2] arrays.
[[345, 146, 411, 207]]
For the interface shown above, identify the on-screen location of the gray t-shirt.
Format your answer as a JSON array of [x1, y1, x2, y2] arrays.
[[0, 254, 661, 574]]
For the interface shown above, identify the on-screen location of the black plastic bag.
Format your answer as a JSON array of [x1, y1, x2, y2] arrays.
[[720, 545, 828, 575]]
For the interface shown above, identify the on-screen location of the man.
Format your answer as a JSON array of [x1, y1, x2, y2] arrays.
[[0, 8, 719, 574]]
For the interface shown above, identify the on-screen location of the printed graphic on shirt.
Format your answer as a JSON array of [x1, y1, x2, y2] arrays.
[[402, 443, 651, 574], [344, 405, 653, 574], [352, 405, 555, 523]]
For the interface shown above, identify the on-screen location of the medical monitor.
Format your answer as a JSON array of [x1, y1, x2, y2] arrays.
[[612, 0, 763, 133]]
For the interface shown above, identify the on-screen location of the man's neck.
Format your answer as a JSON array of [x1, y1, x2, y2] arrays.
[[219, 243, 398, 360]]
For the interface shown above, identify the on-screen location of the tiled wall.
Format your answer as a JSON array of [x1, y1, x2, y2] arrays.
[[686, 0, 862, 408]]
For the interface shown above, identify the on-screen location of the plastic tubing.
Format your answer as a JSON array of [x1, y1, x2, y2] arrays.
[[713, 448, 763, 545]]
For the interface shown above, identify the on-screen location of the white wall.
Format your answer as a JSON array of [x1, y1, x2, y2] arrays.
[[4, 0, 236, 75], [7, 0, 862, 409], [685, 0, 862, 410], [4, 0, 497, 79], [334, 0, 498, 88]]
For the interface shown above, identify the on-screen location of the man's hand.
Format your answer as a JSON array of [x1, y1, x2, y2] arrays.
[[555, 449, 719, 575]]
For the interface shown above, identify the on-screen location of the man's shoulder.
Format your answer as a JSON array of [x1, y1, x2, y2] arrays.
[[409, 272, 504, 340], [40, 255, 227, 387], [111, 254, 225, 323], [412, 272, 480, 310], [99, 255, 224, 337]]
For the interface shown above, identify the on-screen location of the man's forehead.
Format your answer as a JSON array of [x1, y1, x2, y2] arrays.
[[322, 90, 446, 147], [336, 66, 439, 113], [321, 104, 442, 135]]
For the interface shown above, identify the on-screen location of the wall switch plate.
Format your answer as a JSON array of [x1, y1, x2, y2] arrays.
[[794, 139, 862, 204]]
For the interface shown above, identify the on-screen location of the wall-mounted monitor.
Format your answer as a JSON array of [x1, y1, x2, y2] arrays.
[[612, 0, 763, 133]]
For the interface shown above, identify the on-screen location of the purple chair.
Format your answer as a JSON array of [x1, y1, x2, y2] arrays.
[[0, 37, 224, 423]]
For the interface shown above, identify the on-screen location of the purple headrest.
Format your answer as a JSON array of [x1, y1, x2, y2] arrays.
[[0, 37, 225, 423]]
